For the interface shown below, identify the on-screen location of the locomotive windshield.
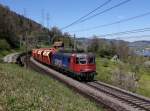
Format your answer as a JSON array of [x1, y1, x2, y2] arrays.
[[76, 57, 85, 64], [76, 56, 95, 64], [77, 57, 87, 64]]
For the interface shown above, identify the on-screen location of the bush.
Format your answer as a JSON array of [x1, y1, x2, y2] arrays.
[[0, 58, 3, 63], [0, 39, 10, 50], [144, 61, 150, 68], [99, 48, 115, 59], [102, 59, 109, 67], [143, 61, 150, 74], [111, 64, 139, 92]]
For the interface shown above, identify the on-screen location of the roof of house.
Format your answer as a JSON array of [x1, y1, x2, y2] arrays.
[[53, 41, 64, 47]]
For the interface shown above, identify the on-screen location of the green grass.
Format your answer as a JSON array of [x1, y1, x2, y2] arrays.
[[0, 63, 103, 111], [0, 50, 12, 58], [96, 58, 117, 84], [95, 57, 150, 98], [137, 69, 150, 97]]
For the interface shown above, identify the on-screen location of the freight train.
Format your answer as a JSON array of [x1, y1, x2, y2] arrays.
[[32, 42, 96, 81]]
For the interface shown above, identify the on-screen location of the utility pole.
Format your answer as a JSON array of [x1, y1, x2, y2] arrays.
[[48, 35, 51, 45], [46, 13, 50, 29], [25, 31, 28, 69], [74, 34, 76, 51], [51, 34, 56, 45], [20, 35, 22, 49], [19, 8, 27, 49], [41, 9, 45, 26], [23, 8, 28, 69], [23, 8, 27, 17], [46, 13, 51, 45]]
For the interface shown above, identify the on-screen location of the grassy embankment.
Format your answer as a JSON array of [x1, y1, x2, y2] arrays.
[[96, 57, 150, 97], [0, 63, 103, 111], [0, 50, 13, 58], [0, 48, 23, 58]]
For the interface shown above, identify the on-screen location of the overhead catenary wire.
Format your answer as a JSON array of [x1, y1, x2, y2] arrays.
[[114, 35, 150, 39], [99, 27, 150, 37], [78, 0, 132, 23], [61, 0, 132, 30], [69, 27, 150, 38], [61, 0, 112, 30], [69, 11, 150, 33], [69, 35, 150, 41]]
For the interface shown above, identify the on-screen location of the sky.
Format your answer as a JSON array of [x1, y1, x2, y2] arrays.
[[0, 0, 150, 41]]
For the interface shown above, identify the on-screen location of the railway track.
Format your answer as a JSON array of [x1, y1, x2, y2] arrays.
[[87, 81, 150, 111], [5, 53, 149, 111], [29, 57, 150, 111]]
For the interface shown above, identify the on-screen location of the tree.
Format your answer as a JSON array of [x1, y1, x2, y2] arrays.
[[63, 32, 73, 47], [0, 39, 10, 50], [88, 36, 99, 53], [0, 4, 50, 49], [112, 41, 131, 61], [49, 26, 62, 43], [88, 37, 116, 58]]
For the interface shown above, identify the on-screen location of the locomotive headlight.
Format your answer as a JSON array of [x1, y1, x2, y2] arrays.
[[80, 69, 83, 71]]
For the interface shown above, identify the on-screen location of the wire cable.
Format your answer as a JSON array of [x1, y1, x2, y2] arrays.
[[114, 35, 150, 39], [61, 0, 112, 30], [79, 0, 132, 23], [69, 11, 150, 32], [62, 0, 132, 30], [99, 27, 150, 37]]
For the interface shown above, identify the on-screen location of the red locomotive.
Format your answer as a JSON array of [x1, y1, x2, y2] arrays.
[[32, 42, 96, 81]]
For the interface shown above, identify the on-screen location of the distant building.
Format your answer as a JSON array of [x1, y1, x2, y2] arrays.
[[53, 41, 64, 49], [145, 48, 150, 50], [135, 49, 150, 57]]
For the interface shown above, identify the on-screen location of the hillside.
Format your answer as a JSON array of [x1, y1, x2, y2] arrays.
[[0, 4, 75, 52], [77, 37, 150, 48], [0, 4, 49, 50], [77, 37, 150, 56], [129, 41, 150, 50], [0, 63, 102, 111]]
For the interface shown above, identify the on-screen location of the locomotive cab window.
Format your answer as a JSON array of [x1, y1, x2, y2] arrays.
[[76, 58, 79, 64], [76, 57, 87, 64], [68, 58, 70, 63], [80, 58, 87, 64], [88, 57, 95, 64]]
